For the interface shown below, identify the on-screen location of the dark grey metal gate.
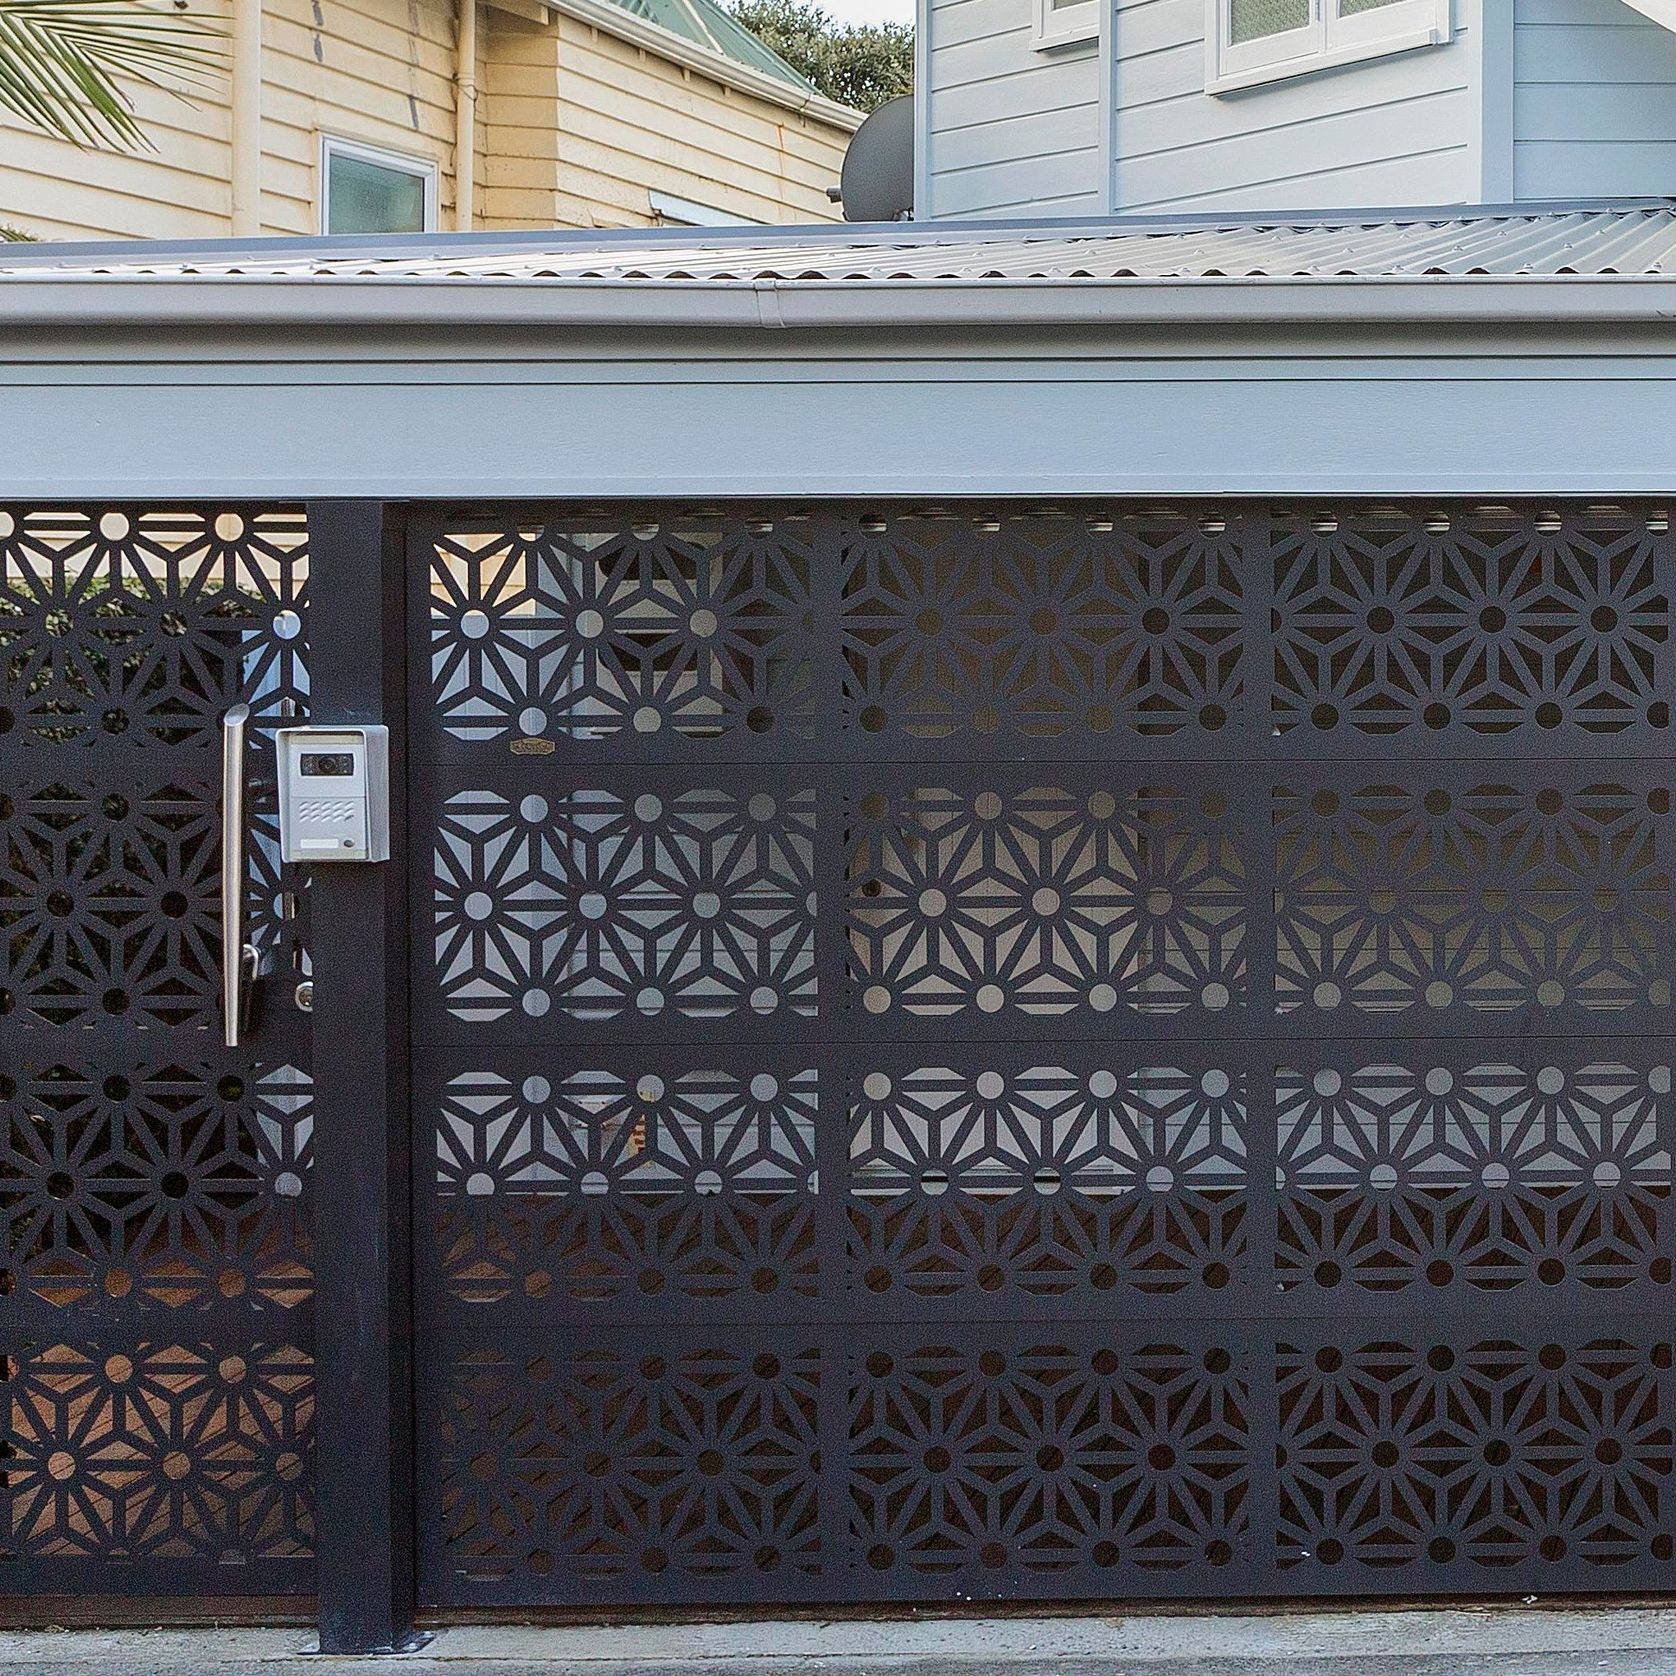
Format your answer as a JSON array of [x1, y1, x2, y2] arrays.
[[6, 495, 1674, 1630], [410, 500, 1676, 1608], [0, 506, 316, 1602]]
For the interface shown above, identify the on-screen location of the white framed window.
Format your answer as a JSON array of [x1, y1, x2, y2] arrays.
[[1206, 0, 1452, 94], [1034, 0, 1098, 50], [648, 190, 758, 228], [320, 135, 439, 235]]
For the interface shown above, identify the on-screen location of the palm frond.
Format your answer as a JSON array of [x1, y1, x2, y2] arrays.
[[0, 0, 222, 149]]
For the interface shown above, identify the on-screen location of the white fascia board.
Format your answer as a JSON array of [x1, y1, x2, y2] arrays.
[[1620, 0, 1676, 29], [541, 0, 864, 130]]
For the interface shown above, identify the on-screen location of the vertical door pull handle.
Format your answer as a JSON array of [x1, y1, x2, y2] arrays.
[[221, 703, 258, 1049]]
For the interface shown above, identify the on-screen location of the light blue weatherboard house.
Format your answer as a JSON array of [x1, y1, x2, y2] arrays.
[[17, 0, 1676, 1656]]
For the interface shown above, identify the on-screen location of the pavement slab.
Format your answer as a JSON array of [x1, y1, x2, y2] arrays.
[[5, 1609, 1676, 1674]]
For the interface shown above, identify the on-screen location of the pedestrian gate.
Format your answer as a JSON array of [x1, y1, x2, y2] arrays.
[[8, 501, 1676, 1624]]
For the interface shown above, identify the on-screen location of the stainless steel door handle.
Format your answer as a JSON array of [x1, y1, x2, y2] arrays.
[[221, 703, 259, 1048]]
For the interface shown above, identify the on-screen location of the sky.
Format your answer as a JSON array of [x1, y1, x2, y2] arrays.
[[820, 0, 914, 26]]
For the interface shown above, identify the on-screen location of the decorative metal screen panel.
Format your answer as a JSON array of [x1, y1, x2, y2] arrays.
[[0, 508, 315, 1596], [412, 504, 1676, 1607]]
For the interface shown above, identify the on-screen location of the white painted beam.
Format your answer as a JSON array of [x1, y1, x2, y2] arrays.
[[1620, 0, 1676, 33]]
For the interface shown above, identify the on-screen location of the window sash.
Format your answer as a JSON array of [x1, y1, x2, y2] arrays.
[[1208, 0, 1451, 93], [319, 136, 439, 237], [1034, 0, 1098, 51]]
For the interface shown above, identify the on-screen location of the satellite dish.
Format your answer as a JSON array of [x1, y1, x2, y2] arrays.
[[839, 94, 914, 222]]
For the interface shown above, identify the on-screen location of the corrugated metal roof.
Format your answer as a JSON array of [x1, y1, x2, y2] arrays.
[[8, 201, 1676, 284], [602, 0, 816, 92]]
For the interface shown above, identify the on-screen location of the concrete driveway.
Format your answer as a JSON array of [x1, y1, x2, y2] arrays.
[[6, 1608, 1676, 1674]]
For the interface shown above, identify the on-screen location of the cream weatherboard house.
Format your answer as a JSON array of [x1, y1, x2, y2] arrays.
[[0, 0, 860, 240]]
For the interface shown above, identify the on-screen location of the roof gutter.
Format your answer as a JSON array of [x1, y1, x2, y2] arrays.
[[6, 273, 1676, 332], [542, 0, 863, 130]]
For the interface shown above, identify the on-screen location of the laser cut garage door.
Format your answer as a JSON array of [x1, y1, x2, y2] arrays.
[[412, 504, 1676, 1607]]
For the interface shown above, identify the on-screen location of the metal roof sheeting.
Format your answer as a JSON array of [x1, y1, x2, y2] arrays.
[[8, 201, 1676, 286], [601, 0, 817, 92]]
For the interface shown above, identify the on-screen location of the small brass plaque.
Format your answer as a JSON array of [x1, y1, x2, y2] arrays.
[[511, 737, 557, 757]]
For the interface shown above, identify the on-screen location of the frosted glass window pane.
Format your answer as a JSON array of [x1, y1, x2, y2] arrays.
[[327, 151, 429, 235], [1338, 0, 1404, 12], [1229, 0, 1309, 41]]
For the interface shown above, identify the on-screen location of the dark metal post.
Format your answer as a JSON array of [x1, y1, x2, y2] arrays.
[[305, 501, 419, 1654]]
